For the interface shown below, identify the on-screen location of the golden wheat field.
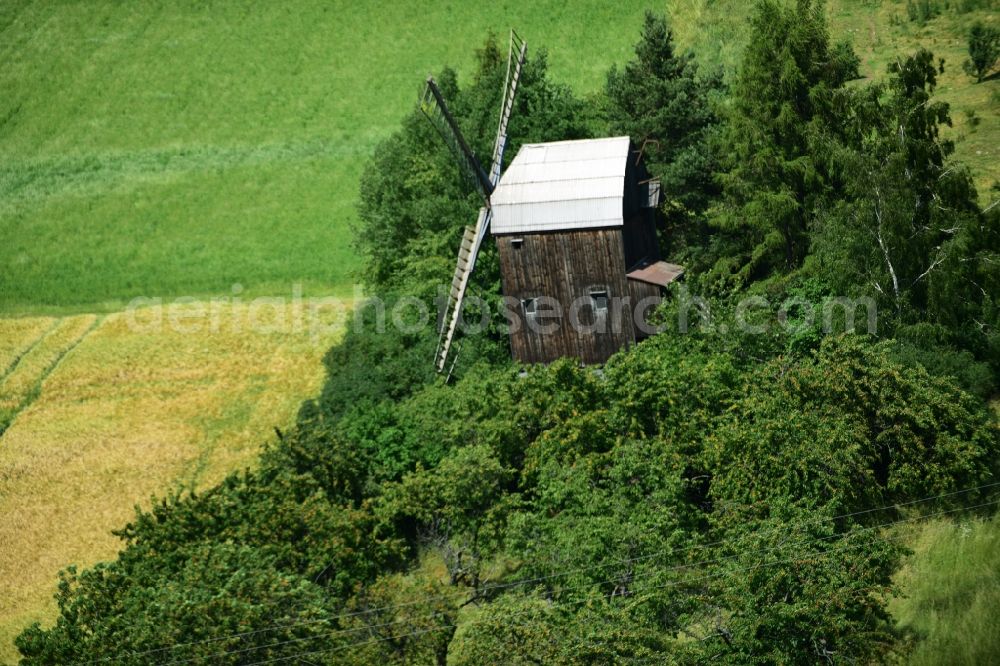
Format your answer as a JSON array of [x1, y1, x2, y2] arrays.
[[0, 301, 349, 660]]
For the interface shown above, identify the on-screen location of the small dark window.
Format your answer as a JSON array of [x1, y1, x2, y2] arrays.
[[590, 290, 609, 313], [511, 238, 524, 248], [522, 298, 537, 317]]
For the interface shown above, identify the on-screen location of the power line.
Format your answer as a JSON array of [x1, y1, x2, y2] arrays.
[[238, 496, 1000, 666], [70, 480, 1000, 666], [165, 494, 1000, 665]]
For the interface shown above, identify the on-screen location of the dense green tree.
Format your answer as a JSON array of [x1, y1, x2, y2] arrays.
[[20, 329, 998, 663], [700, 508, 902, 665], [450, 592, 682, 664], [925, 201, 1000, 371], [509, 436, 696, 594], [311, 293, 437, 419], [116, 470, 403, 596], [601, 332, 741, 445], [605, 12, 724, 235], [813, 50, 987, 327], [336, 567, 460, 666], [705, 392, 878, 513], [963, 21, 1000, 82], [708, 336, 996, 514], [890, 323, 997, 399], [377, 445, 513, 589], [15, 544, 338, 666], [715, 0, 859, 282]]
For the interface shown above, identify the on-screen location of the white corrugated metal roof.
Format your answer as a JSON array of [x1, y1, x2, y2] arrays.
[[491, 136, 631, 234]]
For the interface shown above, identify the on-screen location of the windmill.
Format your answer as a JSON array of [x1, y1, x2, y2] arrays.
[[420, 30, 527, 377]]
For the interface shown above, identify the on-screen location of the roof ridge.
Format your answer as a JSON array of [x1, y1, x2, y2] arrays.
[[518, 135, 630, 149]]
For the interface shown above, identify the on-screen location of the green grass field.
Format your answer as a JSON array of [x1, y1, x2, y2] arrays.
[[827, 0, 999, 193], [890, 512, 1000, 665], [2, 0, 995, 313], [0, 0, 664, 313]]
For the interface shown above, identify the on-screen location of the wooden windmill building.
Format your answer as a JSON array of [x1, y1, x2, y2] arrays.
[[491, 136, 681, 365], [423, 32, 682, 374]]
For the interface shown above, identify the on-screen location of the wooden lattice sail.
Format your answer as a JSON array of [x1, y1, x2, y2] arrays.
[[422, 31, 526, 377]]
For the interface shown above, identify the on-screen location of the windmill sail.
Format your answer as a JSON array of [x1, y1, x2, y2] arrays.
[[434, 209, 490, 376], [421, 78, 493, 203], [430, 30, 527, 376], [487, 30, 526, 192]]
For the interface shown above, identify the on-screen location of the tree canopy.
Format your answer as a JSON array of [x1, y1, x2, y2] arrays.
[[605, 11, 724, 232], [715, 0, 860, 279]]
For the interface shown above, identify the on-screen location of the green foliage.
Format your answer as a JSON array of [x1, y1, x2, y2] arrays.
[[923, 198, 1000, 368], [963, 21, 1000, 81], [891, 323, 997, 399], [601, 332, 742, 444], [20, 323, 999, 662], [704, 508, 902, 664], [15, 544, 338, 666], [786, 337, 996, 501], [378, 445, 513, 588], [705, 390, 878, 513], [114, 469, 404, 598], [715, 0, 860, 280], [509, 436, 695, 594], [448, 593, 571, 665], [335, 564, 459, 665], [605, 11, 724, 231], [311, 294, 438, 418], [259, 414, 369, 504], [812, 48, 995, 364], [449, 592, 681, 664]]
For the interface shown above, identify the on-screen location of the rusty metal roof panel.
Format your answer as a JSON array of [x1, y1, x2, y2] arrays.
[[626, 261, 685, 288], [491, 136, 631, 234]]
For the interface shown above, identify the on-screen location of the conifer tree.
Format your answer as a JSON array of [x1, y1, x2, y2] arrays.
[[605, 12, 723, 222], [716, 0, 859, 279]]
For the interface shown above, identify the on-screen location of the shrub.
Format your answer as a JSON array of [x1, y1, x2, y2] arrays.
[[963, 21, 1000, 82]]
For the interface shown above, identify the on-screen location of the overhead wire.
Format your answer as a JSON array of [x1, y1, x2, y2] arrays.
[[71, 481, 1000, 666], [144, 492, 1000, 665], [235, 494, 1000, 666], [70, 480, 1000, 665]]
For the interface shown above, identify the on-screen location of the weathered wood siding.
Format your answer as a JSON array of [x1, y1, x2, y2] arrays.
[[627, 278, 663, 340], [496, 228, 635, 365]]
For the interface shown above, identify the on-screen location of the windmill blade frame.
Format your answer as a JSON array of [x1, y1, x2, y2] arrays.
[[428, 30, 527, 376], [487, 29, 526, 191], [465, 29, 526, 276], [420, 78, 493, 204], [433, 209, 489, 375]]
